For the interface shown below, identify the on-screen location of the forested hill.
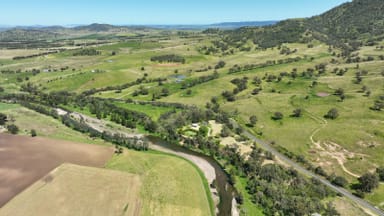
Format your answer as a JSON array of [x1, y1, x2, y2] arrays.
[[222, 0, 384, 53], [308, 0, 384, 41]]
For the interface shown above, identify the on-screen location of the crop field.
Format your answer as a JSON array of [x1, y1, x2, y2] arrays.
[[0, 133, 113, 207], [106, 150, 213, 216], [0, 164, 141, 216], [0, 101, 214, 215]]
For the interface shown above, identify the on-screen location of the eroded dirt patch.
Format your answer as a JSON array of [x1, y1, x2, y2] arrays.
[[310, 141, 368, 178], [316, 92, 330, 97]]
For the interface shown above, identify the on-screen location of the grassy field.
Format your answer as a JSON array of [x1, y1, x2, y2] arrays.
[[113, 101, 177, 120], [0, 164, 141, 216], [0, 103, 107, 145], [366, 184, 384, 211], [106, 150, 213, 216]]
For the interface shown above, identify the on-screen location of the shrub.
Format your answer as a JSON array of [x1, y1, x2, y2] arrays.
[[324, 108, 339, 119], [7, 124, 19, 134], [272, 112, 284, 120], [30, 129, 37, 137]]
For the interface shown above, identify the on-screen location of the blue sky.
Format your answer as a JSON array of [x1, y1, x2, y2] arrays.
[[0, 0, 350, 25]]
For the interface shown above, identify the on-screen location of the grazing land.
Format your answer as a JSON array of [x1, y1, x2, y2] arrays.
[[0, 164, 141, 216], [1, 0, 384, 214], [0, 103, 107, 144], [0, 133, 114, 207], [106, 150, 213, 216]]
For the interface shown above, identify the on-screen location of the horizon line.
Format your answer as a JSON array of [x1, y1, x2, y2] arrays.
[[0, 20, 281, 27]]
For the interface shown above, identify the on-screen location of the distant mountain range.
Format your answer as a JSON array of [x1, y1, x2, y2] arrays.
[[145, 21, 278, 30], [0, 21, 278, 32], [2, 0, 383, 54]]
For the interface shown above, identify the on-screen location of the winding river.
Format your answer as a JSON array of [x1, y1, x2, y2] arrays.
[[147, 136, 235, 216], [56, 110, 236, 216]]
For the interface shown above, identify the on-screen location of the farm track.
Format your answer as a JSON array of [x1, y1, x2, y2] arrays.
[[56, 110, 233, 215], [230, 119, 384, 216], [305, 110, 361, 178]]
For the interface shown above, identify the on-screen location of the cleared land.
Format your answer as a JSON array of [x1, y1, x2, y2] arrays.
[[106, 149, 212, 216], [0, 103, 108, 145], [1, 32, 383, 212], [0, 133, 113, 207], [0, 163, 141, 216]]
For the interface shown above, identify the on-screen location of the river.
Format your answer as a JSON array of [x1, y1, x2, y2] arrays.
[[55, 109, 236, 216], [147, 136, 236, 216]]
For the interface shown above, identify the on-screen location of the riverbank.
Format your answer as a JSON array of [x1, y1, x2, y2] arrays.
[[148, 136, 237, 216], [149, 141, 220, 210], [55, 108, 236, 216]]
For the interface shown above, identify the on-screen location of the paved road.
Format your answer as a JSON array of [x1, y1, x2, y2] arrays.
[[230, 119, 384, 216]]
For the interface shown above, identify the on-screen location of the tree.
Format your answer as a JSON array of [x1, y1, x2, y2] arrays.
[[324, 108, 339, 119], [252, 76, 262, 85], [215, 60, 226, 69], [161, 88, 169, 96], [144, 119, 157, 133], [334, 88, 344, 96], [235, 192, 244, 205], [324, 202, 340, 216], [114, 145, 123, 154], [334, 88, 345, 101], [0, 113, 7, 125], [7, 124, 19, 134], [272, 112, 283, 120], [291, 108, 302, 117], [376, 167, 384, 181], [220, 125, 230, 137], [332, 176, 348, 187], [30, 129, 37, 137], [198, 126, 209, 137], [358, 172, 379, 193], [371, 100, 384, 111], [249, 115, 258, 126], [251, 88, 261, 95], [314, 166, 327, 176]]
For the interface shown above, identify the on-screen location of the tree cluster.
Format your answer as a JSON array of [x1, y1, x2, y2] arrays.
[[150, 54, 185, 64], [73, 48, 101, 56]]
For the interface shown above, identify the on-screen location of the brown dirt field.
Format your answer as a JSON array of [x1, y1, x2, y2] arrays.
[[0, 164, 141, 216], [0, 133, 114, 207]]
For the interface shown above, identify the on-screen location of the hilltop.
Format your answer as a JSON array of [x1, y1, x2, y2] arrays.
[[221, 0, 384, 54]]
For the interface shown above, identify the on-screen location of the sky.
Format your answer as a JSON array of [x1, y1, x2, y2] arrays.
[[0, 0, 350, 26]]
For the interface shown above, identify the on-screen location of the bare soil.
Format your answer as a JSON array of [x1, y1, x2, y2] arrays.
[[0, 164, 141, 216], [0, 133, 113, 207], [316, 92, 330, 97]]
